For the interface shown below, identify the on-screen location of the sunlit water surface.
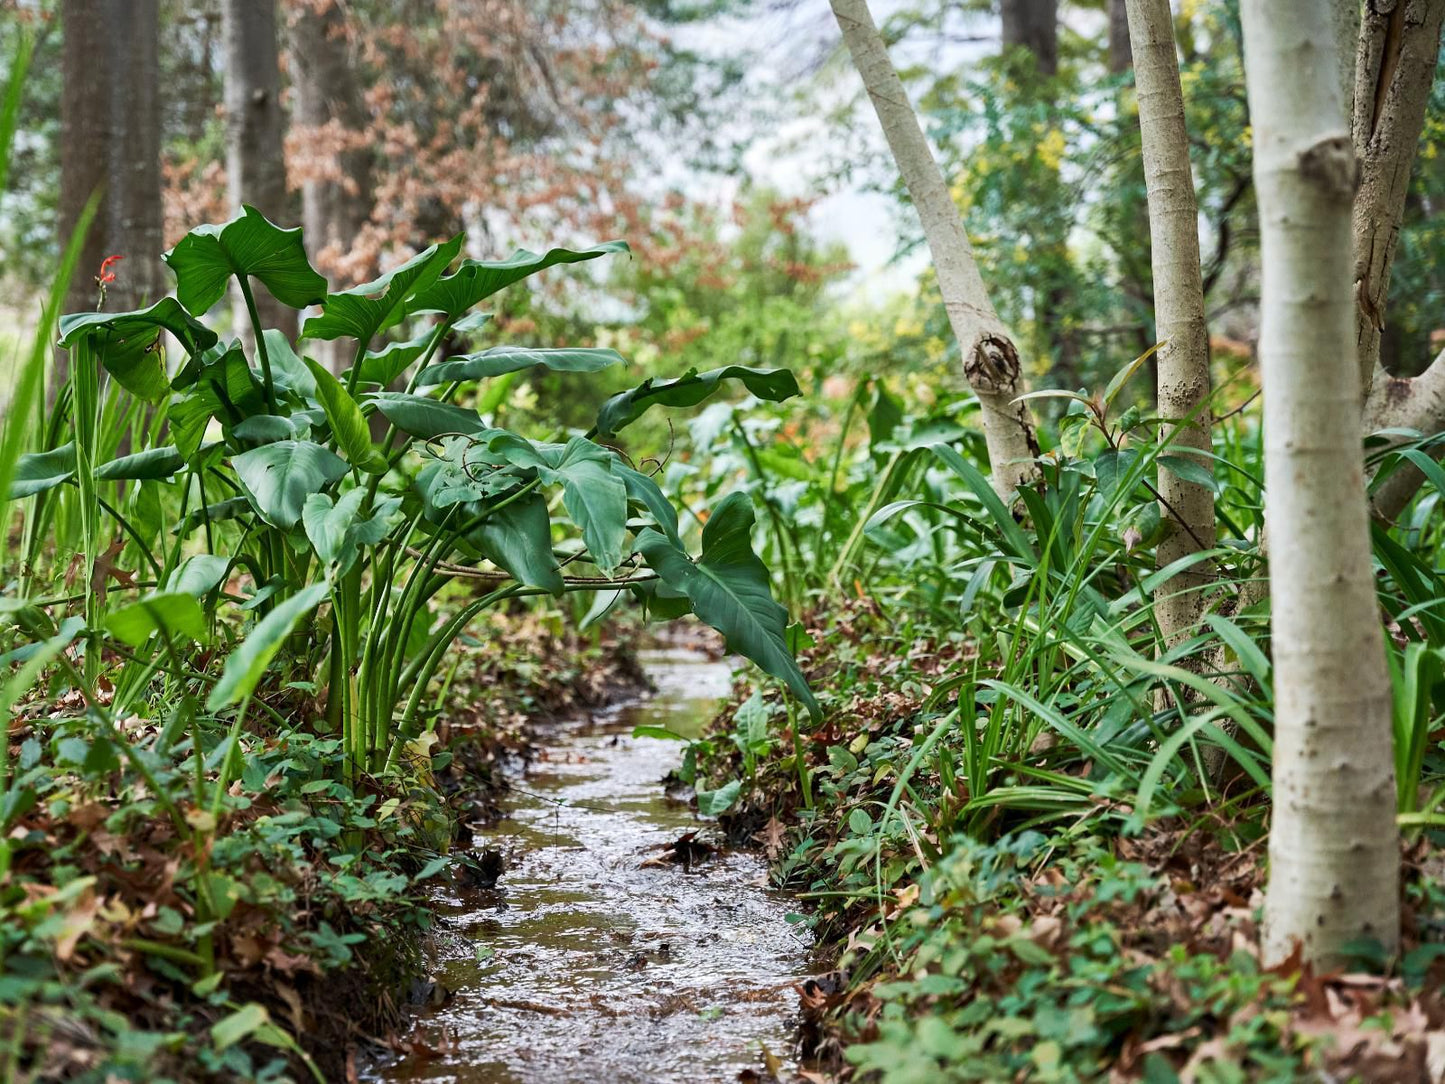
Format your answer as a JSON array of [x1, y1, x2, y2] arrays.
[[378, 649, 809, 1084]]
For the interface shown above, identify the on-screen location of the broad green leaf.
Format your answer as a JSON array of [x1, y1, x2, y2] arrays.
[[474, 490, 563, 595], [697, 778, 742, 817], [58, 298, 219, 402], [163, 206, 327, 316], [406, 241, 629, 320], [635, 492, 819, 718], [617, 465, 682, 549], [94, 446, 184, 482], [302, 235, 463, 342], [596, 366, 801, 438], [303, 489, 365, 566], [9, 443, 75, 498], [261, 330, 316, 400], [347, 331, 434, 388], [105, 592, 206, 647], [210, 1003, 271, 1052], [232, 414, 310, 443], [207, 582, 330, 711], [418, 346, 625, 386], [232, 440, 348, 530], [416, 438, 521, 512], [303, 358, 387, 473], [369, 392, 486, 440], [174, 496, 252, 537], [164, 554, 232, 597]]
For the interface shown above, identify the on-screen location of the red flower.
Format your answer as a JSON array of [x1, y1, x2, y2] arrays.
[[96, 254, 123, 285]]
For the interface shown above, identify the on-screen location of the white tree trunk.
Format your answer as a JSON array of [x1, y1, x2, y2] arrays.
[[1126, 0, 1216, 654], [1242, 0, 1399, 966], [829, 0, 1040, 499]]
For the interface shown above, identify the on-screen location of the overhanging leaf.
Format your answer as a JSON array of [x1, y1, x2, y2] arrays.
[[302, 235, 463, 342], [303, 358, 387, 473], [9, 443, 76, 498], [94, 446, 184, 482], [636, 492, 818, 718], [596, 366, 801, 438], [406, 241, 629, 320], [58, 298, 219, 402], [474, 490, 562, 595], [418, 345, 624, 386], [369, 392, 486, 440]]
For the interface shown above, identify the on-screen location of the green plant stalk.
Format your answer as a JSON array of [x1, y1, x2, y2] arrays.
[[237, 276, 279, 413]]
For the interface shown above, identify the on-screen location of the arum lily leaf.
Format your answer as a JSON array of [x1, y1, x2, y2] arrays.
[[302, 235, 463, 342], [636, 492, 818, 718], [474, 490, 562, 595], [9, 443, 76, 499], [207, 581, 330, 710], [105, 592, 206, 647], [232, 440, 348, 529], [303, 358, 387, 473], [369, 392, 486, 440], [163, 206, 327, 316], [94, 446, 184, 482], [418, 346, 624, 386], [406, 241, 628, 320], [58, 298, 219, 402], [596, 366, 801, 438]]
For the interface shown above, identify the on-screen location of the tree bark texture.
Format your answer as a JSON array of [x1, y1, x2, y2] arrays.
[[107, 0, 165, 315], [1109, 0, 1134, 74], [1001, 0, 1059, 76], [223, 0, 297, 337], [1126, 0, 1216, 653], [1242, 0, 1399, 967], [830, 0, 1041, 500]]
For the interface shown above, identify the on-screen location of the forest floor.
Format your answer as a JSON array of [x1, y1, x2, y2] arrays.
[[696, 600, 1445, 1084], [4, 609, 648, 1082]]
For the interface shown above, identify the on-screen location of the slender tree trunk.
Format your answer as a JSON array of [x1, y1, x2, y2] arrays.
[[829, 0, 1040, 499], [1001, 0, 1059, 75], [1109, 0, 1134, 74], [1126, 0, 1216, 654], [107, 0, 164, 314], [223, 0, 296, 338], [1242, 0, 1398, 967], [59, 0, 113, 322], [289, 0, 374, 372], [1351, 0, 1445, 390]]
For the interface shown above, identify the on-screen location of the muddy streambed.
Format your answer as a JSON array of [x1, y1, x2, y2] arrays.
[[380, 649, 810, 1083]]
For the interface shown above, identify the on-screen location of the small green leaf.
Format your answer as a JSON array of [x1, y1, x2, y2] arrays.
[[696, 778, 742, 817], [105, 592, 207, 647], [210, 1003, 270, 1051], [9, 443, 76, 499], [94, 446, 184, 482]]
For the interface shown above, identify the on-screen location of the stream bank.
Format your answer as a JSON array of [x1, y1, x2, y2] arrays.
[[380, 649, 811, 1084]]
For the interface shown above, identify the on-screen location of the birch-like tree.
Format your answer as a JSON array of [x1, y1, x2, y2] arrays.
[[1241, 0, 1399, 966], [1125, 0, 1215, 658], [828, 0, 1040, 499]]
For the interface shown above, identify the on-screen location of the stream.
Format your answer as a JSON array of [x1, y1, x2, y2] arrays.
[[380, 648, 810, 1084]]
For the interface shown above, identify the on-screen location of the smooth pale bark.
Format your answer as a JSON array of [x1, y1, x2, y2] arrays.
[[1126, 0, 1216, 654], [829, 0, 1040, 499], [223, 0, 296, 338], [1001, 0, 1059, 75], [1242, 0, 1399, 966], [289, 0, 374, 372]]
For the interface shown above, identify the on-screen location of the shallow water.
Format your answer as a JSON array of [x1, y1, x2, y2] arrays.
[[380, 649, 809, 1084]]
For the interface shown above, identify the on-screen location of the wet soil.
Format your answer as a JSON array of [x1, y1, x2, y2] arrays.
[[379, 649, 809, 1084]]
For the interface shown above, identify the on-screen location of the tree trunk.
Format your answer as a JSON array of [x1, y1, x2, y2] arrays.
[[829, 0, 1040, 499], [1351, 0, 1445, 390], [1126, 0, 1216, 654], [107, 0, 164, 314], [1109, 0, 1134, 74], [1241, 0, 1398, 967], [59, 0, 112, 321], [223, 0, 296, 338], [289, 0, 374, 372], [1001, 0, 1059, 76]]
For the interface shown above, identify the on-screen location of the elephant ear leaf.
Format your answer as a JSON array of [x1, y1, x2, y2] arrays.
[[472, 490, 563, 596], [163, 205, 327, 316], [635, 491, 819, 719], [406, 241, 628, 321], [58, 298, 219, 402], [596, 366, 801, 439], [232, 440, 348, 530], [302, 235, 463, 342]]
